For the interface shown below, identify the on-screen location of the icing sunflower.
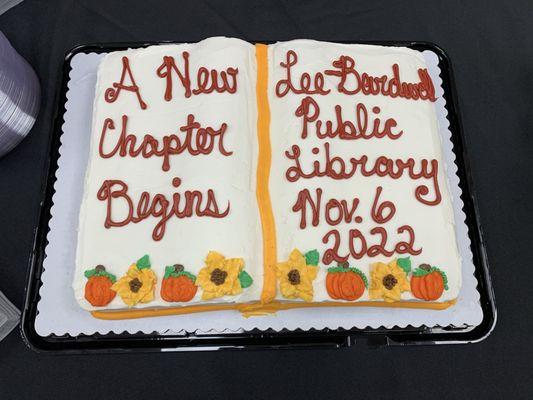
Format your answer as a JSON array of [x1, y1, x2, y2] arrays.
[[111, 255, 157, 307], [369, 259, 410, 302], [276, 249, 319, 302], [196, 251, 246, 300]]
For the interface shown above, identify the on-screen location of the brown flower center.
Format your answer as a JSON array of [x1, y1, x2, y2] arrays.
[[129, 277, 143, 293], [382, 274, 398, 290], [287, 269, 301, 285], [210, 268, 228, 286]]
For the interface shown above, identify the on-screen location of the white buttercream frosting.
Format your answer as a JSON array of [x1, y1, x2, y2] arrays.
[[75, 37, 262, 310], [74, 38, 461, 311], [268, 40, 461, 302]]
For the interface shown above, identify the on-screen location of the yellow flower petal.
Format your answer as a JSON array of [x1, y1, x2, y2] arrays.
[[206, 251, 225, 268], [140, 288, 154, 303], [126, 264, 140, 278], [369, 259, 410, 302], [201, 290, 218, 301], [276, 249, 319, 302], [197, 252, 246, 300], [111, 263, 156, 307], [307, 265, 318, 281]]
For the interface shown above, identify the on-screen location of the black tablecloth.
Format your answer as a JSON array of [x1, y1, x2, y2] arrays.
[[0, 1, 531, 399]]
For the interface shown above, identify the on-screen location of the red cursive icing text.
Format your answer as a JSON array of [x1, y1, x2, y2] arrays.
[[98, 114, 233, 172], [96, 177, 230, 241], [156, 52, 238, 100], [291, 188, 363, 229], [321, 225, 422, 264], [324, 55, 436, 102], [275, 50, 436, 102], [275, 50, 331, 97], [290, 187, 422, 263], [295, 96, 403, 140], [104, 56, 148, 110], [285, 142, 442, 206], [371, 186, 396, 224]]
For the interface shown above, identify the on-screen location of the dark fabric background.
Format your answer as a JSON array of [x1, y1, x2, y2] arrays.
[[0, 0, 531, 399]]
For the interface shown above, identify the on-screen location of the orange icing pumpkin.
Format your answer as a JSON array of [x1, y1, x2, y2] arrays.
[[410, 264, 447, 301], [160, 264, 198, 303], [326, 262, 367, 301], [84, 265, 117, 307]]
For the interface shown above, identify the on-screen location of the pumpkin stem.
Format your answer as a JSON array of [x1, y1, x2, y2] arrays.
[[338, 261, 349, 269], [419, 263, 431, 272], [95, 265, 106, 273], [174, 264, 184, 273]]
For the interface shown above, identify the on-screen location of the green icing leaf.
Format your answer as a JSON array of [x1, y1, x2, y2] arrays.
[[163, 266, 175, 280], [163, 265, 196, 283], [106, 272, 117, 283], [397, 257, 411, 275], [305, 249, 319, 266], [352, 267, 368, 288], [136, 254, 151, 269], [412, 266, 449, 291], [84, 268, 116, 283], [412, 267, 430, 277], [327, 266, 343, 273], [238, 270, 253, 288], [178, 271, 197, 283], [433, 267, 449, 290], [326, 265, 368, 289]]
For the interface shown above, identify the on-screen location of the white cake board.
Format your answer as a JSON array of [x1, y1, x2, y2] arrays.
[[34, 49, 483, 337]]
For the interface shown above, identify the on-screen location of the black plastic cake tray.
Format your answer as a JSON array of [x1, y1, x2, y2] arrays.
[[20, 40, 496, 353]]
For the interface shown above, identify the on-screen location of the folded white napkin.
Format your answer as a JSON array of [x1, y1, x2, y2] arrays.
[[0, 290, 19, 342]]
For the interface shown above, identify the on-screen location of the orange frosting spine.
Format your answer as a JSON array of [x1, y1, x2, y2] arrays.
[[91, 299, 457, 320], [255, 43, 278, 304]]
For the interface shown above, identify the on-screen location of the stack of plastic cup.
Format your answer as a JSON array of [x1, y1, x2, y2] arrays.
[[0, 30, 40, 158]]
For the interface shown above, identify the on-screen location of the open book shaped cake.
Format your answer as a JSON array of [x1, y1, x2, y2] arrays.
[[74, 38, 461, 319]]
